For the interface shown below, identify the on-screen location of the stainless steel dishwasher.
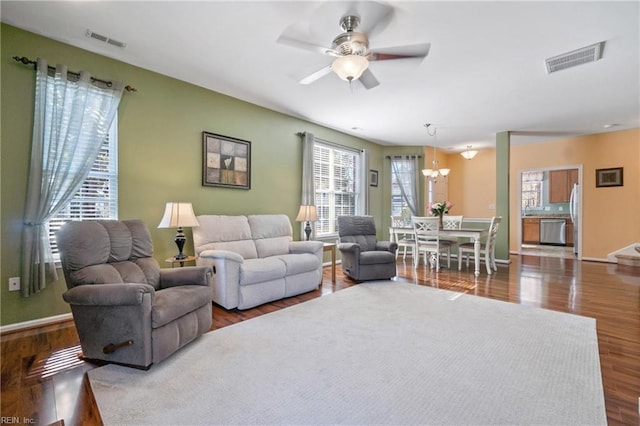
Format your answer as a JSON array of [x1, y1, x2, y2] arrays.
[[540, 219, 566, 245]]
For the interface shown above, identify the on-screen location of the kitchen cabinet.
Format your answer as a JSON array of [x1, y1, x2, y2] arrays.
[[549, 169, 579, 203], [522, 218, 540, 244], [565, 221, 574, 247]]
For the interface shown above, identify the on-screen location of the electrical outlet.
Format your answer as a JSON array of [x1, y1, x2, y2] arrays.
[[558, 206, 563, 211], [544, 206, 551, 211], [488, 203, 496, 210], [8, 277, 20, 292]]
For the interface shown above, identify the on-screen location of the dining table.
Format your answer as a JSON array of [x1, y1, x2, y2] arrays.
[[390, 226, 490, 276]]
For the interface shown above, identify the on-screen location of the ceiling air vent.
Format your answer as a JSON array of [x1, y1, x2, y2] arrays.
[[545, 41, 605, 74], [86, 30, 126, 48]]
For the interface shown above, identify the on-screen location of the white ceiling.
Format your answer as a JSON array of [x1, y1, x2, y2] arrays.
[[2, 1, 639, 151]]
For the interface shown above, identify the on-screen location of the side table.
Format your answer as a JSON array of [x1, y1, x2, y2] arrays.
[[165, 255, 197, 268], [323, 243, 336, 283]]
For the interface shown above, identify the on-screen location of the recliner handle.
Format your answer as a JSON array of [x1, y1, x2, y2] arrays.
[[103, 339, 133, 354]]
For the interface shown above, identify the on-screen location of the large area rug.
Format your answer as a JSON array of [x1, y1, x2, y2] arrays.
[[88, 282, 606, 425]]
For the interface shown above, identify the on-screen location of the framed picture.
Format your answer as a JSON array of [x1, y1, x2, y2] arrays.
[[370, 170, 379, 187], [202, 132, 251, 189], [595, 167, 623, 188]]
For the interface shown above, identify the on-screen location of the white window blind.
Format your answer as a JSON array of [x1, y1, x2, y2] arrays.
[[48, 116, 118, 259], [313, 142, 361, 237]]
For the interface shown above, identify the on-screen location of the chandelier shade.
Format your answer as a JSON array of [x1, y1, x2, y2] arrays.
[[460, 145, 478, 160], [332, 55, 369, 82]]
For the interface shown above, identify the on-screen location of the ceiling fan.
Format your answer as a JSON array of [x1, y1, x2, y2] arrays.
[[277, 13, 430, 90]]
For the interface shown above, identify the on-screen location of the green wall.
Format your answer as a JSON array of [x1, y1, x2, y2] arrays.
[[1, 24, 394, 326]]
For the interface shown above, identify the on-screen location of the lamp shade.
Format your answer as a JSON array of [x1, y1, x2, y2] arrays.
[[332, 55, 369, 81], [295, 205, 318, 222], [158, 202, 199, 228]]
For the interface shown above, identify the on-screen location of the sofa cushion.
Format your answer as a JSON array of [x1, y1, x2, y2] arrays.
[[152, 285, 211, 328], [359, 250, 396, 265], [275, 253, 321, 276], [193, 215, 258, 259], [248, 214, 293, 258], [240, 258, 286, 286]]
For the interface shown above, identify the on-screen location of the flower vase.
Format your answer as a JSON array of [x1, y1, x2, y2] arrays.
[[438, 215, 444, 230]]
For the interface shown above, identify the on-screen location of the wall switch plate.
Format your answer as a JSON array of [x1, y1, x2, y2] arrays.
[[8, 277, 20, 292], [544, 206, 551, 211], [488, 203, 496, 210]]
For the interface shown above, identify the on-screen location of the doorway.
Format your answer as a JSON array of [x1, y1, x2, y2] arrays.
[[518, 166, 582, 259]]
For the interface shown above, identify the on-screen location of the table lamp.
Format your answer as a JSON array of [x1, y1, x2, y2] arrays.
[[295, 205, 318, 241], [157, 202, 200, 260]]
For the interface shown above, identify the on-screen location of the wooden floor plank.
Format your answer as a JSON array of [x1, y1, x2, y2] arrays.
[[1, 255, 638, 425]]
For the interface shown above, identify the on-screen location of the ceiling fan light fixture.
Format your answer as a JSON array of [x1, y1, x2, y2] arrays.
[[332, 55, 369, 82], [460, 145, 478, 160]]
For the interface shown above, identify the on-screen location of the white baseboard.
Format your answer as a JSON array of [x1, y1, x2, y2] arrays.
[[0, 313, 73, 335]]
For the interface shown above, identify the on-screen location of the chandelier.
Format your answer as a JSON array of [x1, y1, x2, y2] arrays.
[[460, 145, 478, 160], [421, 124, 450, 182]]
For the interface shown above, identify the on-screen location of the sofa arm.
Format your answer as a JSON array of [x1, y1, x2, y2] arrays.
[[376, 241, 398, 254], [197, 249, 244, 309], [289, 240, 324, 255], [159, 266, 213, 289], [337, 242, 360, 255], [63, 283, 155, 306]]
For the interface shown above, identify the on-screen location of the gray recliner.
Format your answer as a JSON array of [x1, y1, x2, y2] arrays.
[[56, 219, 213, 369], [337, 215, 398, 281]]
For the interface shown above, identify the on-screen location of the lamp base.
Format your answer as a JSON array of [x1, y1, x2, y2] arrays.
[[174, 227, 187, 260], [304, 221, 312, 241]]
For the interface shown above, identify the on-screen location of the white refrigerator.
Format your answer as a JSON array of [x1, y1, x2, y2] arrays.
[[569, 183, 579, 255]]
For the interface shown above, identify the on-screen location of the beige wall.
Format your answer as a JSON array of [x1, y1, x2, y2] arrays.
[[439, 129, 640, 260], [509, 130, 640, 259]]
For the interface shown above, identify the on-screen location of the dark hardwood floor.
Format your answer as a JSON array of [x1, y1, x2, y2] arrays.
[[2, 255, 639, 425]]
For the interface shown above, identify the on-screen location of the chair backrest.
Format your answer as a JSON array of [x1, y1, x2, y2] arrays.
[[442, 215, 463, 230], [486, 216, 502, 250], [56, 219, 161, 290], [337, 215, 378, 251], [411, 216, 440, 245], [390, 215, 406, 228]]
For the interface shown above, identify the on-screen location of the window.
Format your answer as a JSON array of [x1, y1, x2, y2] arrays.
[[48, 116, 118, 259], [313, 142, 362, 237], [521, 171, 543, 210]]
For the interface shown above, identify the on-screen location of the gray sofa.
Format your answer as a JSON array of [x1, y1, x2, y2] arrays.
[[193, 214, 324, 310], [56, 219, 213, 369]]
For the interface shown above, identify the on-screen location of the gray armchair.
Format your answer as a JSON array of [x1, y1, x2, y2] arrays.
[[56, 219, 213, 369], [337, 215, 398, 281]]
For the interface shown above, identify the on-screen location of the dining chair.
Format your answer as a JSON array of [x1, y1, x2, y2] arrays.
[[441, 214, 464, 248], [411, 216, 452, 271], [390, 215, 414, 259], [458, 216, 502, 274]]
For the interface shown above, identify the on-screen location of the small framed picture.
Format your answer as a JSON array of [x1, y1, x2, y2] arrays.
[[595, 167, 623, 188], [370, 170, 379, 187], [202, 131, 251, 189]]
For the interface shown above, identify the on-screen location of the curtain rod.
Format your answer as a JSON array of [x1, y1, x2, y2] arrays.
[[13, 56, 137, 92], [386, 155, 422, 159]]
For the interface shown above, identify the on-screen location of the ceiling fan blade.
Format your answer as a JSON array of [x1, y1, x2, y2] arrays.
[[358, 69, 380, 90], [299, 65, 333, 85], [276, 35, 340, 57], [369, 43, 431, 61]]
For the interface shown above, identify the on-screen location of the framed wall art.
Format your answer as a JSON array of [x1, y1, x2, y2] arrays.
[[595, 167, 623, 188], [202, 131, 251, 189], [370, 170, 379, 187]]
